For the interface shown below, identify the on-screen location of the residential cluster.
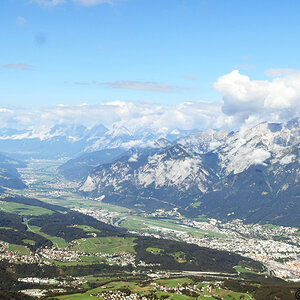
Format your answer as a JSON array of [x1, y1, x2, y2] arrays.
[[91, 290, 149, 300]]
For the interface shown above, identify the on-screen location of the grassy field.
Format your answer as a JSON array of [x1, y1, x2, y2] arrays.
[[222, 292, 253, 299], [156, 292, 196, 299], [190, 201, 202, 208], [7, 243, 31, 255], [264, 223, 280, 229], [171, 251, 187, 263], [234, 266, 256, 274], [22, 239, 36, 245], [52, 274, 256, 300], [120, 216, 226, 238], [50, 256, 105, 266], [71, 236, 136, 254], [155, 277, 193, 288], [69, 225, 101, 233], [0, 226, 17, 231], [146, 247, 164, 255], [26, 224, 69, 248], [0, 201, 54, 216], [55, 280, 150, 299]]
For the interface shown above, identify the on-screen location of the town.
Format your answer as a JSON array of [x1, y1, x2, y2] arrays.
[[12, 159, 300, 282], [74, 206, 300, 281]]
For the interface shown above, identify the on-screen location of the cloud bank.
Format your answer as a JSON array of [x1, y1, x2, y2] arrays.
[[1, 70, 299, 134], [214, 69, 300, 128]]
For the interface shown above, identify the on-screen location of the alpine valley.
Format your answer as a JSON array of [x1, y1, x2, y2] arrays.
[[0, 118, 299, 299]]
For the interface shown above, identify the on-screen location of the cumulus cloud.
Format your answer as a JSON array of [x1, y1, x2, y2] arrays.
[[3, 63, 33, 70], [0, 108, 17, 128], [0, 101, 225, 135], [246, 149, 271, 166], [1, 70, 299, 133], [214, 70, 300, 128]]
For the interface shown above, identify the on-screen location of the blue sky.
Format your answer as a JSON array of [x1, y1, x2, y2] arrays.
[[2, 0, 300, 108], [0, 0, 300, 134]]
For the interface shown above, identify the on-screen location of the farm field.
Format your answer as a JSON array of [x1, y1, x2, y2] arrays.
[[54, 277, 255, 300], [120, 216, 226, 239], [71, 236, 136, 254], [0, 201, 53, 216], [26, 223, 69, 248], [7, 243, 31, 255]]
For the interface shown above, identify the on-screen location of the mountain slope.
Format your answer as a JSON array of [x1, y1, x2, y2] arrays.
[[176, 128, 232, 154], [191, 141, 300, 226], [81, 119, 300, 226], [80, 144, 218, 210], [58, 138, 172, 181], [0, 154, 27, 191], [58, 148, 126, 181]]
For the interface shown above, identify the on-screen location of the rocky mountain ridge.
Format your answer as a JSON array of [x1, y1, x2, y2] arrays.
[[0, 123, 190, 159], [80, 118, 300, 226]]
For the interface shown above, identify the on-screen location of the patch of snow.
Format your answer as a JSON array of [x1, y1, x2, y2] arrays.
[[280, 154, 296, 165], [128, 153, 138, 162]]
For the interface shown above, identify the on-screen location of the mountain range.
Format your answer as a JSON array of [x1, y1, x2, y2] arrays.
[[0, 118, 298, 227], [80, 118, 300, 227], [0, 123, 188, 159]]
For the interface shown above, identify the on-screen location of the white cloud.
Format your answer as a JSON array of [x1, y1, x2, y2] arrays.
[[1, 70, 299, 133], [0, 101, 224, 135], [246, 149, 271, 166], [0, 108, 13, 113], [0, 108, 16, 128], [214, 70, 300, 128]]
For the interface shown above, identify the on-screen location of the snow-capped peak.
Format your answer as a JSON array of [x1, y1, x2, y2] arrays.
[[216, 118, 300, 175]]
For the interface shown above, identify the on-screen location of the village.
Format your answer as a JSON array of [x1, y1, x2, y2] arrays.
[[74, 207, 300, 282]]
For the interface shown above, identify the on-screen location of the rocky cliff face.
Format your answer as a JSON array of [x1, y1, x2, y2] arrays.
[[81, 118, 300, 226]]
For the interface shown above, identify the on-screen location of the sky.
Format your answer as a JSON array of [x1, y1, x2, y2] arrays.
[[1, 0, 300, 132]]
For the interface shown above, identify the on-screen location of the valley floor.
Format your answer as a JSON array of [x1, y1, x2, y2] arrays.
[[7, 159, 300, 283]]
